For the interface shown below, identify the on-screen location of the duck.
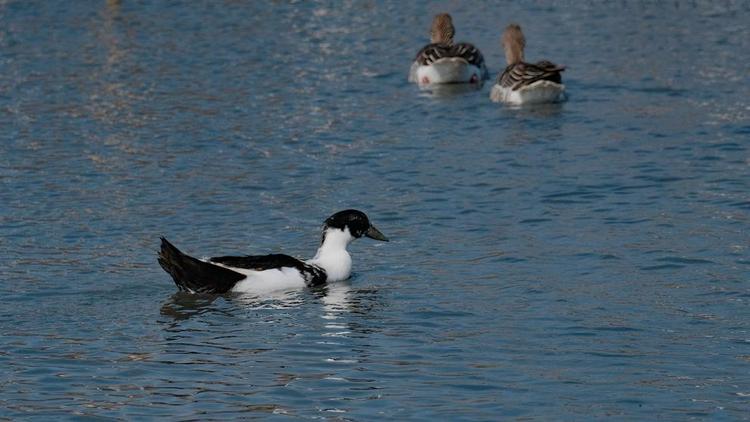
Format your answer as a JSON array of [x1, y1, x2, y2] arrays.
[[490, 24, 566, 105], [409, 13, 488, 85], [158, 209, 389, 294]]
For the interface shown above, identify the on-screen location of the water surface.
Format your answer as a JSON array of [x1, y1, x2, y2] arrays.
[[1, 1, 749, 420]]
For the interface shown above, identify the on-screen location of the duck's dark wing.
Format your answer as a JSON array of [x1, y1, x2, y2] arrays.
[[209, 254, 327, 286], [414, 42, 485, 68], [158, 238, 244, 294], [498, 60, 565, 90]]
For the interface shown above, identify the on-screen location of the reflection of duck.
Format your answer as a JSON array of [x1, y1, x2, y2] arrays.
[[490, 24, 566, 105], [320, 282, 352, 313], [417, 82, 483, 97], [158, 210, 388, 294], [409, 13, 488, 86], [159, 292, 218, 321]]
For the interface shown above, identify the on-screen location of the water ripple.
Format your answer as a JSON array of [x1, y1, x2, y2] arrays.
[[1, 1, 749, 420]]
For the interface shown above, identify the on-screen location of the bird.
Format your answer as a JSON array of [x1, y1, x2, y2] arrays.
[[408, 13, 488, 85], [157, 209, 389, 294], [490, 24, 566, 105]]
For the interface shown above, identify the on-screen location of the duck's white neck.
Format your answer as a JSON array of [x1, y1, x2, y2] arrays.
[[308, 227, 354, 282]]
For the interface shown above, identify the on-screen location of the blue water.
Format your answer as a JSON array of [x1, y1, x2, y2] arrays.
[[1, 1, 749, 420]]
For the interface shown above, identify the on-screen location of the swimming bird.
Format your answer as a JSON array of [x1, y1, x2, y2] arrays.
[[490, 24, 566, 105], [158, 209, 389, 294], [409, 13, 488, 85]]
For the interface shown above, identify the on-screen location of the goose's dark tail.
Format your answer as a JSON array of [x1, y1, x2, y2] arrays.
[[158, 237, 244, 294]]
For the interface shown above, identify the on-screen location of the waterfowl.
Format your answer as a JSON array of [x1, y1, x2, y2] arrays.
[[409, 13, 488, 85], [158, 210, 388, 294], [490, 24, 566, 104]]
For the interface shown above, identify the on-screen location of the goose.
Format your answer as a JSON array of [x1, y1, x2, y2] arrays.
[[409, 13, 488, 85], [490, 24, 566, 104]]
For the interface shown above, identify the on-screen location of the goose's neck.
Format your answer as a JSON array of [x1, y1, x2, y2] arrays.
[[505, 45, 524, 65], [308, 228, 353, 282], [432, 35, 454, 45]]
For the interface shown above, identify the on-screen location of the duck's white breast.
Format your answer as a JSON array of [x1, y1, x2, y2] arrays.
[[229, 267, 307, 294]]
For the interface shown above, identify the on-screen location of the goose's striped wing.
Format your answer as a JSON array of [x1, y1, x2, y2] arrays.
[[450, 42, 485, 68], [414, 42, 486, 69], [498, 61, 565, 91], [414, 43, 453, 66]]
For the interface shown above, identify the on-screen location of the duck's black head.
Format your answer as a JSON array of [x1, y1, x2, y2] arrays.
[[322, 209, 389, 242]]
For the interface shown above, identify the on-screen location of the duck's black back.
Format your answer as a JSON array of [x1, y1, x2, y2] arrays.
[[209, 254, 327, 286], [158, 238, 244, 294]]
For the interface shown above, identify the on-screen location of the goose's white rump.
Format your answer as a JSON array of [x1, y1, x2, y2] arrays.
[[490, 80, 565, 105], [410, 58, 482, 85]]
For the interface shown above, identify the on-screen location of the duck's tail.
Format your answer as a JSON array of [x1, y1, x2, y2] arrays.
[[158, 237, 244, 294]]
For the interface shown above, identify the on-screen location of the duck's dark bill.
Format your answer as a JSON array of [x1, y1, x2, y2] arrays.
[[365, 225, 389, 242]]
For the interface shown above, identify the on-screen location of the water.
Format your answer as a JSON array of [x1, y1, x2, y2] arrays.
[[1, 1, 749, 420]]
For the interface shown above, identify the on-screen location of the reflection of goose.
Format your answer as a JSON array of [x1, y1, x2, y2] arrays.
[[417, 82, 483, 97], [158, 210, 388, 294], [490, 24, 566, 105], [409, 13, 488, 85]]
